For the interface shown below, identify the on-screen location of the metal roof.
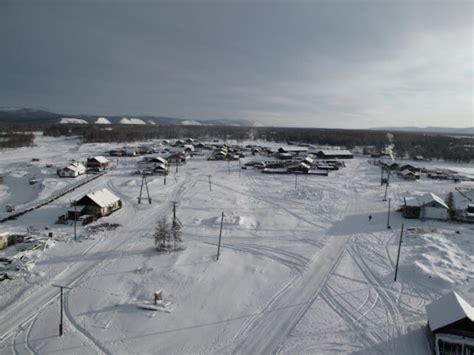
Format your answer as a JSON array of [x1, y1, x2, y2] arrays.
[[78, 188, 120, 208], [426, 291, 474, 331]]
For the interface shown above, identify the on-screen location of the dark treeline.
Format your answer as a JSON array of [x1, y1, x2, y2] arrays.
[[1, 123, 473, 162], [0, 132, 35, 148]]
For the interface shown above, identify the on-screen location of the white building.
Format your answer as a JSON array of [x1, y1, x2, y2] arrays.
[[57, 162, 86, 177]]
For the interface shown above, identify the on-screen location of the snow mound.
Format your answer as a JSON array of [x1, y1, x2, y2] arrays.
[[95, 117, 111, 124], [181, 120, 202, 126], [60, 118, 88, 124], [400, 228, 474, 287], [148, 120, 156, 125], [120, 117, 146, 125]]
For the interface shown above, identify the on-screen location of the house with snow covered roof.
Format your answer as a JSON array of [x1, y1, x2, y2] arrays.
[[453, 189, 474, 223], [426, 290, 474, 354], [57, 162, 86, 177], [314, 149, 353, 159], [86, 156, 109, 169], [402, 192, 448, 220], [71, 188, 122, 219]]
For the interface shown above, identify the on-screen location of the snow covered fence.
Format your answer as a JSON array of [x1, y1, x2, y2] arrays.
[[0, 172, 105, 223]]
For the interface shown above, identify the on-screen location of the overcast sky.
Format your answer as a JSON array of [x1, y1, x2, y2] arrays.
[[1, 0, 472, 128]]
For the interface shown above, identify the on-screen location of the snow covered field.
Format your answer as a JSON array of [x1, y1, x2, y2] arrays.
[[0, 135, 473, 354]]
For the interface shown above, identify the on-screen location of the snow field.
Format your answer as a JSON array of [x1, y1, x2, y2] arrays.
[[0, 135, 473, 354]]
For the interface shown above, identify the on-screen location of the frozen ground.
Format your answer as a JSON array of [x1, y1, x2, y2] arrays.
[[0, 135, 473, 354]]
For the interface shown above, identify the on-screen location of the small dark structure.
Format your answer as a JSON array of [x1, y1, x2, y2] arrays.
[[426, 291, 474, 354]]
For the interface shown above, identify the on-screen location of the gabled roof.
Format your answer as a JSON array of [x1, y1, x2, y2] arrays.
[[317, 149, 353, 156], [420, 192, 449, 209], [89, 156, 108, 164], [426, 291, 474, 331], [77, 188, 120, 208]]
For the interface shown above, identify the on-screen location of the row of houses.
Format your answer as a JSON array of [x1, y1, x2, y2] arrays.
[[378, 160, 472, 183], [57, 156, 109, 178]]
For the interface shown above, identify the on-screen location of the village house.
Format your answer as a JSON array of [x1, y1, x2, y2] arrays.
[[453, 189, 474, 223], [86, 156, 109, 170], [287, 161, 311, 174], [69, 188, 122, 220], [398, 169, 419, 181], [137, 156, 168, 170], [402, 193, 449, 220], [314, 149, 353, 159], [426, 290, 474, 354], [167, 152, 187, 165], [57, 162, 86, 177]]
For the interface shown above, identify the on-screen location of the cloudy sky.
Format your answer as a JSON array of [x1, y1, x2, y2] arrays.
[[1, 0, 472, 128]]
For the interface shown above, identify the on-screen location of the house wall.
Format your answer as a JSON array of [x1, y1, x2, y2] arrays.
[[422, 207, 448, 220]]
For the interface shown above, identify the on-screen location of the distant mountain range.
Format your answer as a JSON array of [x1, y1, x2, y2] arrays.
[[372, 126, 474, 135], [0, 107, 262, 127]]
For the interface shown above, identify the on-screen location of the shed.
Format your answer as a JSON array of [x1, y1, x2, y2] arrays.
[[426, 290, 474, 354]]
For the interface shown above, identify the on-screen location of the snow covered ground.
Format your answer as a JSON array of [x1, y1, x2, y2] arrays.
[[0, 135, 473, 354]]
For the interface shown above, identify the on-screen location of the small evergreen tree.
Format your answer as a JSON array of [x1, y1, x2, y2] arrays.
[[445, 191, 456, 221], [154, 217, 170, 251]]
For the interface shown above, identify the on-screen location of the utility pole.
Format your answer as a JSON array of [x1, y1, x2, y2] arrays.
[[164, 174, 166, 185], [172, 201, 178, 227], [74, 202, 77, 241], [295, 174, 298, 189], [52, 284, 71, 336], [238, 159, 241, 177], [216, 212, 224, 261], [394, 223, 404, 282], [380, 165, 384, 186], [387, 197, 392, 229], [208, 175, 212, 192], [383, 183, 389, 201], [138, 173, 152, 204], [227, 161, 230, 174]]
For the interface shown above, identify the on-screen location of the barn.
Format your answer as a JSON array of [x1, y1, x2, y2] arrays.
[[426, 290, 474, 354], [71, 188, 122, 219]]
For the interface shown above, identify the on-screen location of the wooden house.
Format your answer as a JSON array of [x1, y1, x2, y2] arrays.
[[315, 150, 353, 159], [137, 156, 168, 170], [426, 291, 474, 354], [57, 162, 86, 178], [70, 188, 121, 219], [453, 189, 474, 223], [402, 193, 448, 220], [86, 156, 109, 169]]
